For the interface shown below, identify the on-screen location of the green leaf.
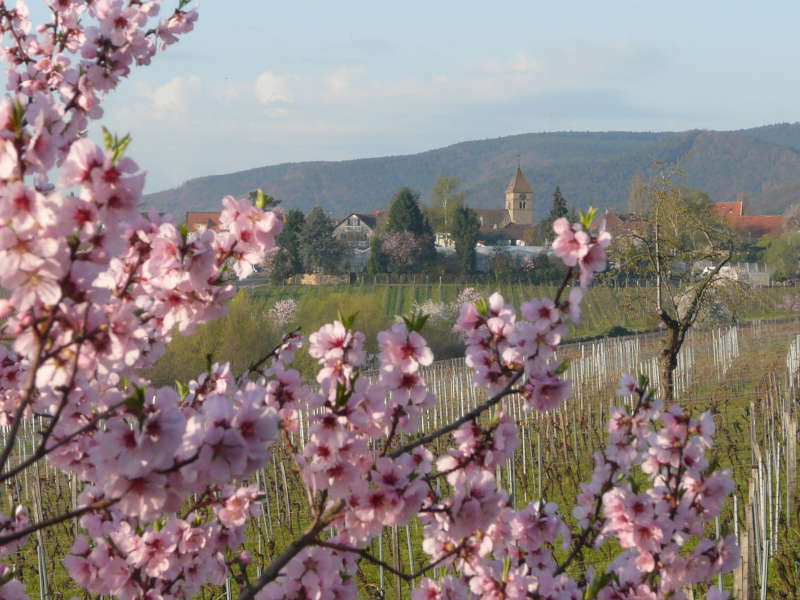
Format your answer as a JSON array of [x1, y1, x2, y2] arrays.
[[579, 205, 598, 231], [254, 188, 267, 209], [335, 382, 352, 407], [114, 134, 132, 163], [124, 385, 145, 414], [337, 310, 359, 330], [175, 380, 188, 400], [637, 373, 649, 393], [11, 101, 25, 135], [402, 311, 429, 333], [554, 359, 570, 375], [584, 570, 614, 600], [475, 297, 489, 318], [249, 188, 277, 209], [101, 128, 133, 164], [180, 222, 188, 245], [102, 126, 113, 151]]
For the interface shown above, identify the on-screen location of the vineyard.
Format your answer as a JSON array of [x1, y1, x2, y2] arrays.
[[145, 281, 796, 388], [4, 314, 799, 599]]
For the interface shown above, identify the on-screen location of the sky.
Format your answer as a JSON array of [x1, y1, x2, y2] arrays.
[[38, 1, 800, 192]]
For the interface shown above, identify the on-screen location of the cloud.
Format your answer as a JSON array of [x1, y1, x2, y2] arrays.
[[254, 71, 292, 105], [103, 42, 674, 193], [215, 81, 251, 103], [135, 75, 200, 119], [324, 66, 363, 99], [510, 51, 540, 74]]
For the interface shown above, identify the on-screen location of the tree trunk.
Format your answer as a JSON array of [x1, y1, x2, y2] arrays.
[[659, 324, 680, 405]]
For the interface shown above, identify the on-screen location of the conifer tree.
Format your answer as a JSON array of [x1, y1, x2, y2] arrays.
[[299, 207, 342, 273], [450, 205, 480, 273], [535, 186, 569, 243]]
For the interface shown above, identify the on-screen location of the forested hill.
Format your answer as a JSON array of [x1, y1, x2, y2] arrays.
[[144, 123, 800, 218]]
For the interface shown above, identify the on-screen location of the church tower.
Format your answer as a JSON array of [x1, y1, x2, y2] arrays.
[[505, 166, 534, 225]]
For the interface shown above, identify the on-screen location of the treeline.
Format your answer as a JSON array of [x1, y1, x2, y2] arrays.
[[267, 179, 576, 284]]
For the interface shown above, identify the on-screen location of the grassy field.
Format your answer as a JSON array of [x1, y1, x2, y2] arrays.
[[7, 283, 800, 599], [144, 281, 794, 388]]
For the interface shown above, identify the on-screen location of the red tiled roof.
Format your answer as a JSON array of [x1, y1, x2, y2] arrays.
[[186, 211, 221, 231], [712, 201, 782, 238], [713, 201, 743, 218], [605, 206, 781, 240], [727, 215, 783, 238]]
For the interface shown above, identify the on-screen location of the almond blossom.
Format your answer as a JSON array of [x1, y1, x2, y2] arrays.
[[0, 3, 740, 600]]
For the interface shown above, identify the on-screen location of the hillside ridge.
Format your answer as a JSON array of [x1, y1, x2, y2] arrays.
[[144, 124, 800, 218]]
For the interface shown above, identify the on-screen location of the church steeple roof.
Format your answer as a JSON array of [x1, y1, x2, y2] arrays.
[[506, 166, 532, 194]]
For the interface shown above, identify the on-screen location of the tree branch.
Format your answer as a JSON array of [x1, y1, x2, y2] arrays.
[[389, 265, 576, 459], [388, 374, 522, 459], [237, 329, 301, 382], [238, 499, 345, 600], [315, 539, 461, 582], [0, 497, 116, 547], [0, 400, 126, 483], [679, 249, 732, 335]]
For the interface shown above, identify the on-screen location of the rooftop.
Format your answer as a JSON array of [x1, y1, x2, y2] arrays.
[[186, 211, 221, 231], [506, 167, 532, 194]]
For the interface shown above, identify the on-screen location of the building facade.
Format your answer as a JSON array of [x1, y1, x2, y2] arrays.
[[332, 213, 377, 250]]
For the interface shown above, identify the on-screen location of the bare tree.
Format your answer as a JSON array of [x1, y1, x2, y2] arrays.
[[611, 165, 736, 403]]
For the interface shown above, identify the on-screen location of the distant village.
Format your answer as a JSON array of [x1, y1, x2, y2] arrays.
[[185, 166, 794, 286]]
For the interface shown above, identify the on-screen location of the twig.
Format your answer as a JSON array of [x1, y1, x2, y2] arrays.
[[237, 329, 301, 383], [389, 266, 576, 459], [388, 379, 521, 459], [238, 499, 344, 600], [315, 539, 461, 581], [0, 400, 126, 483], [0, 497, 117, 547]]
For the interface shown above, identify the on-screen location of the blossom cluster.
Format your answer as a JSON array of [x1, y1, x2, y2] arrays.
[[0, 2, 740, 600], [408, 385, 735, 600], [248, 220, 737, 600], [381, 230, 433, 266], [0, 1, 289, 597], [268, 298, 298, 330]]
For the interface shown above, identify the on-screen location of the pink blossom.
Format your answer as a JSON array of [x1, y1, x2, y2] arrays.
[[0, 3, 742, 600], [616, 374, 637, 396], [552, 217, 590, 267], [378, 323, 434, 374], [217, 486, 257, 528]]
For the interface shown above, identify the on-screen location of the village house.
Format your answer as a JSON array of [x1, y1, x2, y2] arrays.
[[186, 211, 221, 231], [712, 200, 783, 240], [331, 212, 378, 250]]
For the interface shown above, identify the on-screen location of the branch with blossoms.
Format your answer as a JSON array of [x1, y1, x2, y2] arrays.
[[0, 3, 740, 600]]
